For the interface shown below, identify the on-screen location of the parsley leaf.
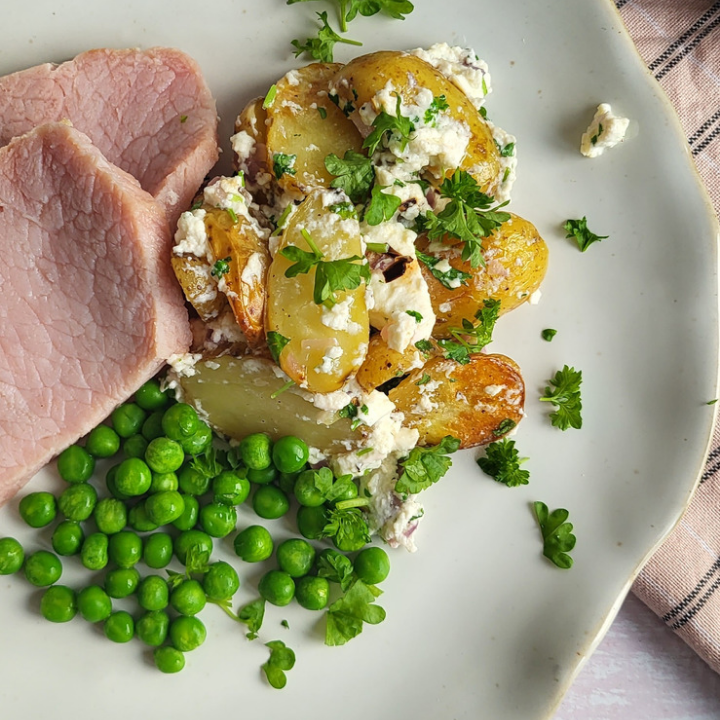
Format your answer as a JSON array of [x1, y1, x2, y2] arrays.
[[325, 150, 374, 203], [238, 598, 266, 640], [541, 328, 557, 342], [406, 310, 423, 323], [563, 217, 608, 252], [415, 372, 431, 386], [437, 298, 501, 364], [266, 331, 291, 364], [363, 94, 415, 155], [317, 549, 356, 591], [416, 250, 472, 289], [395, 435, 460, 496], [337, 402, 359, 420], [325, 579, 386, 646], [273, 153, 297, 179], [190, 447, 225, 479], [328, 201, 358, 219], [424, 94, 449, 126], [364, 184, 402, 225], [291, 11, 362, 63], [424, 170, 510, 267], [289, 0, 414, 32], [322, 506, 371, 552], [415, 339, 434, 354], [493, 418, 517, 437], [262, 640, 296, 689], [496, 140, 515, 157], [533, 502, 576, 569], [540, 365, 583, 430], [211, 256, 232, 278], [477, 438, 529, 487]]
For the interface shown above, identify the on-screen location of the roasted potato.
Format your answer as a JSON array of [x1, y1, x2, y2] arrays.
[[355, 333, 423, 392], [171, 255, 227, 322], [265, 64, 364, 197], [265, 189, 369, 392], [234, 96, 268, 145], [177, 355, 360, 453], [417, 213, 548, 337], [333, 51, 501, 193], [388, 353, 525, 448], [204, 207, 270, 348]]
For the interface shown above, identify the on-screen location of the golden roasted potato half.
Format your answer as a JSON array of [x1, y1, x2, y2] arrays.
[[204, 207, 270, 349], [265, 64, 364, 197], [234, 96, 268, 145], [389, 353, 525, 448], [333, 51, 501, 192], [355, 333, 423, 392], [417, 213, 548, 338], [171, 255, 228, 322], [178, 355, 360, 454], [265, 189, 369, 392]]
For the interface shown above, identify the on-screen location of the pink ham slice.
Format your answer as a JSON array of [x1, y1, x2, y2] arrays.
[[0, 47, 218, 227], [0, 122, 192, 505]]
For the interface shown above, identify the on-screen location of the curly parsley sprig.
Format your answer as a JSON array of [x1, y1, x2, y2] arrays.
[[363, 94, 415, 155], [564, 216, 608, 252], [291, 11, 362, 62], [540, 365, 583, 430], [534, 502, 576, 569], [288, 0, 414, 32], [437, 298, 501, 364], [477, 438, 529, 487]]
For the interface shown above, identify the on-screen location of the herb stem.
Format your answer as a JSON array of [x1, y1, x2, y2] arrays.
[[300, 228, 323, 258], [335, 497, 371, 510], [270, 380, 295, 400]]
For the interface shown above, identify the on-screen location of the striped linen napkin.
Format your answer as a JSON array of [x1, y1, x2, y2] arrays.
[[616, 0, 720, 672]]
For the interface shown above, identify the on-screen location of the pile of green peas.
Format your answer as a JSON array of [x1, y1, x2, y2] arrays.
[[0, 377, 391, 677]]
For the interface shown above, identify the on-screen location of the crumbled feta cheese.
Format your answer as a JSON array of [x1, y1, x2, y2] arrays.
[[314, 345, 344, 374], [580, 103, 630, 158], [284, 69, 301, 86], [529, 289, 542, 305], [231, 131, 255, 163], [173, 209, 210, 259], [203, 175, 249, 217], [240, 252, 265, 287], [484, 384, 505, 396], [167, 353, 202, 378], [486, 119, 517, 203], [320, 295, 362, 333], [362, 219, 417, 258], [438, 301, 452, 313]]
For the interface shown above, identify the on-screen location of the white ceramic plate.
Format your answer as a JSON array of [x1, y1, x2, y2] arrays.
[[1, 1, 718, 718]]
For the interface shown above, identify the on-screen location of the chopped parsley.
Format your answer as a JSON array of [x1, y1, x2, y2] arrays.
[[291, 11, 362, 63], [337, 402, 359, 419], [477, 438, 528, 487], [225, 208, 238, 224], [237, 598, 266, 640], [266, 331, 291, 364], [325, 150, 375, 203], [273, 153, 297, 180], [437, 298, 500, 364], [707, 399, 719, 405], [272, 203, 294, 236], [533, 502, 576, 569], [262, 640, 296, 689], [317, 106, 328, 119], [424, 95, 449, 126], [262, 84, 278, 109], [364, 184, 402, 225], [211, 256, 232, 278], [540, 365, 583, 430], [415, 373, 431, 386], [415, 339, 434, 354], [180, 115, 188, 123], [325, 579, 386, 646], [395, 435, 460, 496], [495, 140, 515, 157], [406, 310, 423, 323], [563, 217, 608, 252], [365, 242, 389, 253], [590, 122, 604, 145], [321, 506, 371, 551], [541, 328, 557, 342], [328, 201, 358, 219], [288, 0, 414, 33], [363, 94, 415, 155], [316, 550, 355, 591], [493, 418, 517, 437], [416, 250, 472, 290]]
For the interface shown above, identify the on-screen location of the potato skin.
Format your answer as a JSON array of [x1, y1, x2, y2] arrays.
[[388, 353, 525, 448], [417, 213, 548, 338], [333, 51, 501, 193], [355, 333, 423, 392], [171, 255, 227, 322]]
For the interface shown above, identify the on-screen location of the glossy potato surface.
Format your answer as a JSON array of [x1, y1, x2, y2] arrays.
[[333, 51, 501, 192], [266, 64, 364, 197], [235, 96, 267, 144], [265, 190, 369, 392], [418, 213, 548, 337], [171, 255, 227, 322], [389, 353, 525, 448], [356, 334, 422, 392]]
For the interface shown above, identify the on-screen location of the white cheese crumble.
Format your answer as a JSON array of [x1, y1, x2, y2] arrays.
[[320, 295, 362, 333], [230, 130, 255, 163], [580, 103, 630, 158], [529, 289, 542, 305], [173, 209, 210, 259], [167, 353, 202, 378], [487, 119, 517, 203], [314, 345, 344, 375]]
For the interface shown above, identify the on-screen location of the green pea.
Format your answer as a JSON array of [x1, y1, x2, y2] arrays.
[[202, 561, 240, 602], [51, 521, 84, 556], [353, 546, 390, 585], [145, 491, 186, 526], [143, 533, 174, 569], [24, 550, 62, 587], [94, 498, 127, 535], [106, 464, 130, 501], [212, 470, 250, 505], [127, 503, 159, 533], [272, 435, 309, 474], [40, 585, 77, 623], [154, 645, 185, 673], [295, 575, 330, 611], [172, 494, 199, 531], [57, 445, 95, 483], [135, 379, 170, 412], [252, 485, 289, 520], [123, 433, 149, 459], [199, 502, 237, 538], [277, 471, 299, 495], [108, 531, 143, 569], [115, 458, 152, 496], [150, 472, 178, 493], [161, 403, 199, 441], [19, 492, 57, 528], [247, 465, 278, 485], [81, 533, 109, 571], [111, 403, 147, 438], [179, 422, 213, 456], [104, 610, 134, 643], [276, 539, 315, 578], [170, 579, 207, 616], [233, 525, 273, 563], [0, 537, 24, 575], [137, 575, 169, 611], [58, 483, 97, 522], [178, 464, 211, 496], [136, 610, 170, 647], [296, 505, 327, 540], [104, 567, 140, 598], [169, 615, 206, 652], [85, 425, 120, 458], [145, 437, 185, 474], [141, 411, 166, 442], [239, 433, 272, 470], [294, 469, 326, 507], [77, 585, 112, 623], [174, 530, 213, 566], [258, 570, 295, 607]]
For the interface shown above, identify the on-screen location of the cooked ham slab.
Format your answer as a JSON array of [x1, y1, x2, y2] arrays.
[[0, 122, 192, 504], [0, 47, 218, 227]]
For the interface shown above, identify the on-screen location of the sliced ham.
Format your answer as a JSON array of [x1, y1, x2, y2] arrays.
[[0, 122, 192, 504], [0, 47, 218, 227]]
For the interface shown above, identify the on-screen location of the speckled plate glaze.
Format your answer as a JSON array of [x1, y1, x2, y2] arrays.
[[0, 1, 717, 718]]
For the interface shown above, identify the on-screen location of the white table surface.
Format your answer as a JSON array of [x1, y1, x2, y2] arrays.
[[556, 594, 720, 719]]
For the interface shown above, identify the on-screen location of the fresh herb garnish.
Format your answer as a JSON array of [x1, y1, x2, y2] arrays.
[[211, 256, 232, 278], [477, 438, 528, 487], [266, 331, 291, 364], [317, 106, 328, 119], [395, 435, 460, 496], [541, 328, 557, 342], [424, 170, 510, 267], [270, 379, 295, 400], [325, 150, 374, 203], [363, 94, 415, 155], [493, 418, 517, 437], [337, 402, 359, 420], [533, 502, 576, 569], [590, 122, 603, 145], [365, 242, 389, 253], [237, 598, 266, 640], [288, 0, 414, 32], [325, 579, 386, 646], [273, 153, 297, 180], [328, 201, 358, 219], [190, 447, 225, 480], [321, 506, 371, 550], [563, 217, 608, 252], [262, 640, 296, 689], [415, 372, 431, 386], [180, 115, 188, 123], [416, 250, 472, 289], [415, 339, 434, 354], [317, 550, 355, 591], [272, 203, 294, 236], [406, 310, 423, 323], [424, 95, 449, 126], [291, 11, 362, 63], [708, 399, 719, 405], [364, 185, 402, 225], [263, 84, 278, 109], [540, 365, 583, 430], [437, 298, 500, 364], [496, 140, 515, 157]]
